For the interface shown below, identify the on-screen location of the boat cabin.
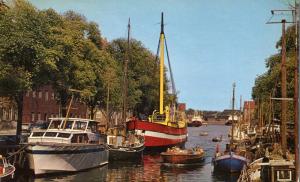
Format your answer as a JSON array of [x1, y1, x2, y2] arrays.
[[28, 118, 102, 144], [260, 160, 295, 182]]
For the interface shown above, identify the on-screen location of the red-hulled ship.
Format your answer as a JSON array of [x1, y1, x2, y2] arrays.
[[127, 12, 187, 149]]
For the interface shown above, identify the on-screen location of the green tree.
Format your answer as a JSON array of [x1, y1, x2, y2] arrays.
[[0, 0, 61, 141], [252, 24, 297, 124], [108, 38, 172, 117]]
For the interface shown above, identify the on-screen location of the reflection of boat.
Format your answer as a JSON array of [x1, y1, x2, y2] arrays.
[[199, 132, 208, 136], [127, 13, 187, 149], [213, 83, 247, 173], [212, 135, 222, 142], [26, 118, 108, 175], [107, 127, 144, 161], [0, 155, 15, 181], [161, 146, 205, 164], [32, 164, 108, 182]]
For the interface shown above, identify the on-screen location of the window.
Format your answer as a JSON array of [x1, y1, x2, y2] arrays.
[[32, 132, 45, 137], [26, 91, 29, 97], [14, 111, 17, 121], [276, 170, 292, 181], [49, 120, 62, 129], [63, 120, 74, 129], [38, 91, 42, 99], [51, 93, 55, 100], [31, 113, 35, 122], [45, 91, 49, 101], [2, 109, 5, 120], [58, 133, 71, 138], [71, 134, 88, 143], [37, 113, 41, 121], [44, 132, 58, 137], [32, 91, 36, 98], [9, 108, 13, 120], [73, 121, 87, 130]]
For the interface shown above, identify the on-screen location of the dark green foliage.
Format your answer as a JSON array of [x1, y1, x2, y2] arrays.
[[0, 0, 169, 124], [252, 24, 297, 122]]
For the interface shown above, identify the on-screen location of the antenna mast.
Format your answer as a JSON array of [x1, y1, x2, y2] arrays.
[[122, 18, 130, 123]]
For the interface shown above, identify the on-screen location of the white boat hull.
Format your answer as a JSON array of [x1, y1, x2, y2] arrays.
[[26, 144, 109, 175]]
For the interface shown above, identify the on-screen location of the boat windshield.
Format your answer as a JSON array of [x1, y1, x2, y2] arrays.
[[48, 120, 62, 129], [63, 120, 74, 130], [73, 121, 87, 131]]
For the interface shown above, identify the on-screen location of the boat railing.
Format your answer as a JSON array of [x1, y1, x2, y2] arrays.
[[150, 110, 166, 122], [28, 131, 72, 144]]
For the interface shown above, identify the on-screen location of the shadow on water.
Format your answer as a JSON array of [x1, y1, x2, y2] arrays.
[[160, 162, 205, 174], [13, 165, 108, 182]]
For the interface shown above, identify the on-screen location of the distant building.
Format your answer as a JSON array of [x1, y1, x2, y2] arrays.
[[178, 103, 186, 111], [217, 109, 241, 119], [243, 100, 255, 124]]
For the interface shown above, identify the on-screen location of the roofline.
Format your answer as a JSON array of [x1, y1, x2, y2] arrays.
[[48, 118, 97, 122]]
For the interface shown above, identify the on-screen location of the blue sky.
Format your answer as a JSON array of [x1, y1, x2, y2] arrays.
[[29, 0, 290, 111]]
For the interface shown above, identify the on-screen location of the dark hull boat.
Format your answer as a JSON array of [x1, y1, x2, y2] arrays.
[[225, 120, 232, 126], [187, 120, 202, 127], [213, 83, 247, 173], [108, 144, 145, 161], [212, 135, 222, 142], [161, 147, 205, 165], [213, 152, 247, 172], [107, 128, 145, 162]]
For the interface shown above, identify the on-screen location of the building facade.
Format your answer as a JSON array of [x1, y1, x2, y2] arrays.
[[22, 85, 88, 123], [243, 100, 255, 124]]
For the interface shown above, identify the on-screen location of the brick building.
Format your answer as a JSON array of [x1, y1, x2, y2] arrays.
[[243, 100, 255, 124], [22, 85, 87, 123]]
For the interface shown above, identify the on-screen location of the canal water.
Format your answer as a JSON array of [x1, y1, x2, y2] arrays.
[[14, 125, 240, 182]]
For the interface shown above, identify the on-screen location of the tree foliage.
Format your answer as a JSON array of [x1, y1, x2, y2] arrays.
[[252, 24, 297, 122], [0, 0, 175, 132]]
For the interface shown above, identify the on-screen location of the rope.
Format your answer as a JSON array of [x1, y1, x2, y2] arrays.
[[6, 144, 28, 159]]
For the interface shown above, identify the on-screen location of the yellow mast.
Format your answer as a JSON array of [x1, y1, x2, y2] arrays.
[[159, 12, 165, 115]]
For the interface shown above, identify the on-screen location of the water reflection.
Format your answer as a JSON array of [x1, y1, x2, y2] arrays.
[[212, 171, 240, 182], [16, 165, 108, 182], [14, 125, 236, 182]]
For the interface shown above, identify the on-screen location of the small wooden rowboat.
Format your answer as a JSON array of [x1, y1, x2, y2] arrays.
[[199, 132, 208, 136], [161, 147, 205, 164], [212, 135, 223, 142]]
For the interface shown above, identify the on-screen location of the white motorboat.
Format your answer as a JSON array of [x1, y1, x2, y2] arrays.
[[26, 118, 109, 175]]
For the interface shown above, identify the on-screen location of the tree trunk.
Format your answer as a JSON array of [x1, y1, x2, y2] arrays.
[[59, 91, 68, 117], [15, 92, 23, 144], [90, 105, 95, 119]]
